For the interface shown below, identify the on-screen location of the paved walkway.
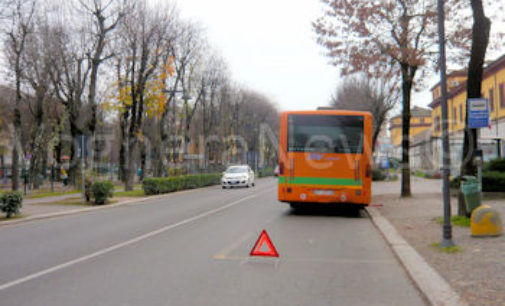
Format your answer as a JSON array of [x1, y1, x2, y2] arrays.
[[21, 194, 87, 217], [14, 187, 139, 219], [372, 176, 505, 306]]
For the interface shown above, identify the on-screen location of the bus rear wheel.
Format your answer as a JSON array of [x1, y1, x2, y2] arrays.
[[289, 202, 303, 210]]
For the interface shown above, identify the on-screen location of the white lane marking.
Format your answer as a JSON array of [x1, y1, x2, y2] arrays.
[[0, 193, 258, 291], [213, 232, 255, 260]]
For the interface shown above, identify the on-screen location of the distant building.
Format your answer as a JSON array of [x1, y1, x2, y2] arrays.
[[428, 54, 505, 171], [388, 54, 505, 173], [389, 106, 432, 153]]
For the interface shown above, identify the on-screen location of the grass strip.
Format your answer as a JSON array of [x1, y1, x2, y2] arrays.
[[435, 215, 471, 227], [431, 242, 462, 253]]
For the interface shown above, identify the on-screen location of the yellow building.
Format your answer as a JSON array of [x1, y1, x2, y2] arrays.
[[388, 54, 505, 171], [429, 54, 505, 138], [389, 106, 432, 147]]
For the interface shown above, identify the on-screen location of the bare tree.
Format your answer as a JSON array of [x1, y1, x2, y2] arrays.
[[116, 3, 173, 190], [166, 21, 204, 168], [3, 0, 36, 190], [22, 17, 56, 189], [49, 23, 90, 184], [313, 0, 471, 197], [78, 0, 126, 135], [331, 77, 398, 151]]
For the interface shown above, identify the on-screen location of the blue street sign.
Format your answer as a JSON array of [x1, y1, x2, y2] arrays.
[[381, 157, 389, 169], [468, 98, 489, 129]]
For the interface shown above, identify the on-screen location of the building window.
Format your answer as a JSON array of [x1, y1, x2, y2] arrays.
[[459, 104, 463, 123], [500, 83, 505, 108], [453, 107, 457, 126], [489, 88, 494, 112], [420, 117, 424, 123]]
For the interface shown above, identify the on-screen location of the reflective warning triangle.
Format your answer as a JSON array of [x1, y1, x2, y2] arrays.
[[249, 230, 279, 257]]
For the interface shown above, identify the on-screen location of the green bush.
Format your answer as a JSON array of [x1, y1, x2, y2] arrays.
[[257, 167, 275, 178], [143, 173, 222, 195], [372, 169, 386, 181], [413, 170, 425, 177], [1, 191, 23, 218], [482, 171, 505, 192], [90, 181, 114, 204], [485, 158, 505, 172], [450, 176, 461, 189]]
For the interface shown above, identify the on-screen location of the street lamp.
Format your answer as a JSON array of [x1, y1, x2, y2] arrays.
[[437, 0, 455, 248]]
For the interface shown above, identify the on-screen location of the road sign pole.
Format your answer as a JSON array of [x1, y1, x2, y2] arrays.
[[437, 0, 454, 248]]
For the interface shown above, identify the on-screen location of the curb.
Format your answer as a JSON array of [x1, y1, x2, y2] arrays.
[[0, 185, 220, 227], [366, 207, 468, 306]]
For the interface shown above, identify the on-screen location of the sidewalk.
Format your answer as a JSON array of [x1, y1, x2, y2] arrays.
[[21, 193, 86, 217], [371, 176, 505, 306], [8, 187, 141, 220]]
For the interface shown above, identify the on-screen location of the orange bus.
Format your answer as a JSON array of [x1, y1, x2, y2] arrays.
[[278, 110, 373, 208]]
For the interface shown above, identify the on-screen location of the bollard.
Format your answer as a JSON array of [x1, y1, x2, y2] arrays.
[[471, 205, 503, 237]]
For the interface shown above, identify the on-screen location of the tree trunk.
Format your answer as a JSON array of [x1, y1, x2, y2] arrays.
[[1, 154, 4, 180], [458, 0, 491, 216], [372, 123, 381, 153], [68, 119, 80, 186], [11, 120, 20, 191], [154, 117, 166, 177], [171, 101, 178, 166], [125, 137, 136, 191], [400, 65, 414, 197], [54, 124, 63, 181], [11, 93, 22, 191], [140, 140, 146, 181], [119, 112, 128, 182], [88, 63, 99, 136], [94, 135, 101, 177]]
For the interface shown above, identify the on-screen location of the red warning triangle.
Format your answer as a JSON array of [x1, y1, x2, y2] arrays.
[[250, 230, 279, 257]]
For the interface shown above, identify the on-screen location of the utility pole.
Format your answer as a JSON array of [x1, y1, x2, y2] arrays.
[[437, 0, 455, 247]]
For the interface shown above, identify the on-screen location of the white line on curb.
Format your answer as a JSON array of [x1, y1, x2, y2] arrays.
[[0, 193, 257, 291]]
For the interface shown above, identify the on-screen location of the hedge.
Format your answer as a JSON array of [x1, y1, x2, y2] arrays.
[[257, 167, 275, 178], [482, 171, 505, 192], [372, 169, 386, 181], [451, 172, 505, 192], [143, 173, 222, 195], [484, 158, 505, 172]]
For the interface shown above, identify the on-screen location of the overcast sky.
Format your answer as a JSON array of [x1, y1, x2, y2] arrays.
[[176, 0, 434, 113]]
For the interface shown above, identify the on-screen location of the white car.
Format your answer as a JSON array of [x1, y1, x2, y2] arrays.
[[221, 165, 255, 188]]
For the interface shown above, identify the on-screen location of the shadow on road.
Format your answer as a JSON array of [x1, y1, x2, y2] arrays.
[[285, 204, 367, 219]]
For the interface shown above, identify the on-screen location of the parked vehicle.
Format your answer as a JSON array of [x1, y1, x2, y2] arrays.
[[278, 110, 373, 209], [221, 165, 255, 188]]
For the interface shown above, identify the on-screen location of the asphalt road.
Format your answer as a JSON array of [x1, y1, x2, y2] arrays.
[[0, 178, 426, 306]]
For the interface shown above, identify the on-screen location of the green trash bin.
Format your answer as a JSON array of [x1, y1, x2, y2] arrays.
[[460, 176, 481, 214]]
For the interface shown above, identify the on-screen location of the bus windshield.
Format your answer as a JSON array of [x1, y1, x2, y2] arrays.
[[287, 114, 364, 153]]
